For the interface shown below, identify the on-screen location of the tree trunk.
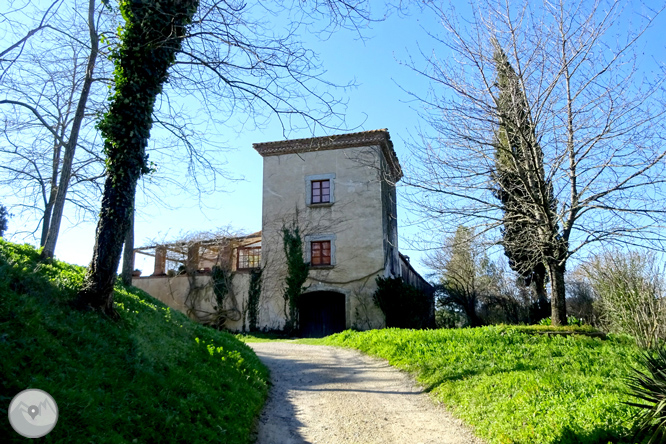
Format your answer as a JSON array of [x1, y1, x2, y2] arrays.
[[548, 261, 567, 326], [41, 134, 64, 247], [121, 203, 134, 287], [464, 295, 483, 327], [40, 0, 98, 259], [77, 175, 137, 316], [76, 0, 198, 315], [533, 270, 547, 306], [40, 186, 57, 247]]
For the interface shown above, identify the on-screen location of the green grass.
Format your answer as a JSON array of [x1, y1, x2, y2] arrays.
[[236, 331, 298, 342], [323, 327, 644, 444], [0, 240, 269, 443], [508, 323, 600, 333], [235, 332, 327, 345]]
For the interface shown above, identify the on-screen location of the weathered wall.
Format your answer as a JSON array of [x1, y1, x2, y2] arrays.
[[259, 144, 393, 330], [132, 273, 251, 331]]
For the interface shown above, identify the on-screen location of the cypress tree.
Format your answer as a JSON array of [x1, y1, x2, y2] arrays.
[[0, 204, 9, 238], [491, 39, 555, 320]]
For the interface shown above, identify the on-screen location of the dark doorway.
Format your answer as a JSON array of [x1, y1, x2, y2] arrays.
[[299, 291, 346, 338]]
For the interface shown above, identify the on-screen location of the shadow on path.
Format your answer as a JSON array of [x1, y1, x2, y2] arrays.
[[247, 342, 481, 444], [250, 343, 420, 444]]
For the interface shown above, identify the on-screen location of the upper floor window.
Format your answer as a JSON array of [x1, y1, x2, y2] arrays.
[[305, 173, 335, 206], [311, 240, 331, 266], [311, 180, 330, 204], [237, 246, 261, 270]]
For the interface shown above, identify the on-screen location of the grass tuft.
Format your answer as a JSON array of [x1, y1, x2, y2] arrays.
[[0, 240, 268, 443]]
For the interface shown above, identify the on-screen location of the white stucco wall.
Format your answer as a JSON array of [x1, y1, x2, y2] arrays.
[[259, 144, 395, 330]]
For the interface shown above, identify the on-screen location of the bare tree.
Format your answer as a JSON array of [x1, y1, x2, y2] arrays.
[[427, 225, 494, 327], [0, 0, 231, 258], [0, 0, 63, 81], [0, 0, 110, 252], [405, 0, 666, 325]]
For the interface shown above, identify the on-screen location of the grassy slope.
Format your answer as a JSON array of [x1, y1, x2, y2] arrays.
[[323, 327, 642, 444], [0, 240, 268, 443]]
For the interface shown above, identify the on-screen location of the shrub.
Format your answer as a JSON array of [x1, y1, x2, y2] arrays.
[[0, 203, 9, 237], [282, 225, 308, 333], [584, 249, 666, 349], [626, 347, 666, 443], [248, 267, 262, 332], [373, 276, 433, 329]]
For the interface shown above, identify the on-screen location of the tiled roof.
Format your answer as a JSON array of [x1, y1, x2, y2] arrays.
[[252, 129, 403, 182]]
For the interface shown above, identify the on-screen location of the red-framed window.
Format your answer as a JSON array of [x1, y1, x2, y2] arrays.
[[237, 246, 261, 270], [311, 179, 330, 204], [310, 240, 331, 266]]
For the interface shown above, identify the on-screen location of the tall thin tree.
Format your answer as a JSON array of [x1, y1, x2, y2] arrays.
[[491, 39, 552, 320]]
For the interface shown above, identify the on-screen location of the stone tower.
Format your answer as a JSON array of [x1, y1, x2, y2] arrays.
[[253, 129, 403, 335]]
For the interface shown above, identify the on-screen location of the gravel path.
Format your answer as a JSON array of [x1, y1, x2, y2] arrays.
[[248, 342, 486, 444]]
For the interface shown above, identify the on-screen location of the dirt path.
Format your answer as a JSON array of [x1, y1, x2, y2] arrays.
[[248, 342, 486, 444]]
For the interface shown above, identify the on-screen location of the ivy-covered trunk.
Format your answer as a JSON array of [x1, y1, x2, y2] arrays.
[[533, 268, 547, 306], [77, 172, 139, 314], [77, 0, 199, 315]]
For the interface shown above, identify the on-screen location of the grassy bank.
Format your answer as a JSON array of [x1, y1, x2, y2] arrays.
[[0, 240, 269, 443], [324, 327, 642, 444]]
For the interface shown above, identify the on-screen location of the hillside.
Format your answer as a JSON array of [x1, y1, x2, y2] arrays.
[[0, 240, 268, 443]]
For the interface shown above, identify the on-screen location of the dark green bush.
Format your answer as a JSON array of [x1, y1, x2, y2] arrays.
[[0, 203, 9, 237], [373, 276, 433, 329]]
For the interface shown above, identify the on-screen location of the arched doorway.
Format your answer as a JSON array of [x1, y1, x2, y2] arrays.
[[299, 291, 346, 338]]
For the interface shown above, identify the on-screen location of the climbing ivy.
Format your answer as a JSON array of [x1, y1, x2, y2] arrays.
[[248, 267, 263, 332], [98, 0, 199, 181], [282, 225, 309, 333], [77, 0, 200, 313], [211, 265, 230, 309]]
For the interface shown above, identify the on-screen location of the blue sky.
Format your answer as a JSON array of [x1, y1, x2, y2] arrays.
[[3, 0, 665, 278]]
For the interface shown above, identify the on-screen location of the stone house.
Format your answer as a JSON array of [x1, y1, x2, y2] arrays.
[[132, 129, 432, 336]]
